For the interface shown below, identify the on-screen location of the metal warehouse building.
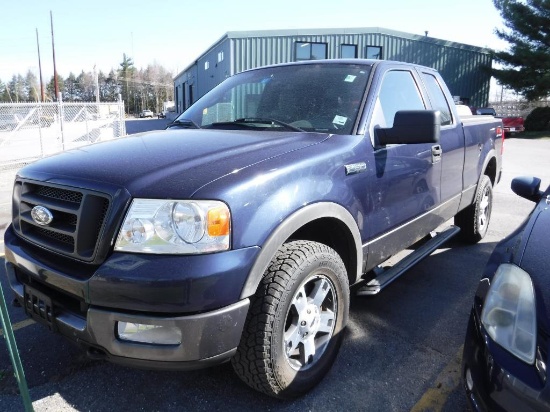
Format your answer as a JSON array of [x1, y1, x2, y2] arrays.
[[173, 27, 492, 113]]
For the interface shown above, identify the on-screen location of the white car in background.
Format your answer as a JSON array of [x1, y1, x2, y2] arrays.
[[139, 110, 154, 118]]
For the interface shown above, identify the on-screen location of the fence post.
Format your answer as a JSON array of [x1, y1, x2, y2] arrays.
[[85, 106, 89, 143], [37, 104, 44, 158], [118, 94, 125, 137], [58, 93, 65, 151], [0, 280, 34, 411]]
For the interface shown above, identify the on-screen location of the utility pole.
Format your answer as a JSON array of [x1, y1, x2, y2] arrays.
[[50, 11, 59, 100], [36, 28, 45, 102]]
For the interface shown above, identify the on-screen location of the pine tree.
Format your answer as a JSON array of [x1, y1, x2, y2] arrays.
[[24, 70, 40, 102], [492, 0, 550, 101], [46, 74, 65, 101], [0, 79, 8, 102], [64, 73, 78, 102], [118, 53, 135, 114]]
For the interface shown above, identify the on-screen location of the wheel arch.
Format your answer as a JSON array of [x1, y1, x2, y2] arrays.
[[483, 153, 498, 186], [240, 202, 362, 299], [484, 148, 502, 187]]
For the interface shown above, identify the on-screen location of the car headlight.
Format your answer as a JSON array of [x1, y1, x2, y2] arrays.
[[481, 263, 536, 364], [114, 199, 230, 254]]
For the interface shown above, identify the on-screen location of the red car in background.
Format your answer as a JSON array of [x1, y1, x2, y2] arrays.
[[501, 116, 525, 135], [472, 107, 524, 136]]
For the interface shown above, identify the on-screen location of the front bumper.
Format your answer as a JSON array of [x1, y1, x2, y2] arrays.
[[4, 226, 256, 370], [462, 309, 550, 412]]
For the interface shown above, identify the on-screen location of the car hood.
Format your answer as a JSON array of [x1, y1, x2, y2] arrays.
[[518, 205, 550, 326], [18, 128, 331, 198]]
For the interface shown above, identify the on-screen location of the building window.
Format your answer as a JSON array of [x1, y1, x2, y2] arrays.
[[217, 51, 224, 63], [366, 46, 382, 60], [295, 42, 327, 61], [341, 44, 357, 59], [204, 61, 210, 70]]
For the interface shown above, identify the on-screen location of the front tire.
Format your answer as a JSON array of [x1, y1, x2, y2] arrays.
[[232, 240, 349, 399], [455, 175, 493, 243]]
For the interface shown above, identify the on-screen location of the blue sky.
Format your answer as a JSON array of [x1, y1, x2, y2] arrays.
[[0, 0, 507, 82]]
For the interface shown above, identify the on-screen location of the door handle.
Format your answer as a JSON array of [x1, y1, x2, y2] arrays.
[[431, 145, 442, 164]]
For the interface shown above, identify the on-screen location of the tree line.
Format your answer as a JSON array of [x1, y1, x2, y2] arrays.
[[0, 53, 174, 115], [491, 0, 550, 132], [492, 0, 550, 102]]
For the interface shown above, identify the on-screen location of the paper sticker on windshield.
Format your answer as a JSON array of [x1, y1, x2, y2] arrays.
[[344, 75, 357, 83], [333, 115, 347, 126], [203, 108, 208, 115]]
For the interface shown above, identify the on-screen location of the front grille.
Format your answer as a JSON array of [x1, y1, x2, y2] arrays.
[[36, 186, 83, 203], [36, 227, 75, 246], [12, 180, 111, 262]]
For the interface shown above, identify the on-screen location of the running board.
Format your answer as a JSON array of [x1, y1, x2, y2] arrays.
[[356, 225, 460, 296]]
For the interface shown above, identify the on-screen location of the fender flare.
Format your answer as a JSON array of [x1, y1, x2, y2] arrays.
[[240, 202, 363, 299], [480, 147, 499, 185]]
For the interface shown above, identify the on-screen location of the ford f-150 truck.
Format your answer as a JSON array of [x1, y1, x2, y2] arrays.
[[4, 59, 503, 399]]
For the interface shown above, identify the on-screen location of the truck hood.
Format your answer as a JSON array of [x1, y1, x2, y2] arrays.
[[19, 129, 331, 198]]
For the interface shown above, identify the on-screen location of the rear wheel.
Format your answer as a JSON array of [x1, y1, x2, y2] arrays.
[[455, 175, 493, 243], [231, 240, 349, 399]]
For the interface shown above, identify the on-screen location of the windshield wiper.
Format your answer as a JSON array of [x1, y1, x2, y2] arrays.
[[166, 119, 201, 129], [207, 117, 305, 132]]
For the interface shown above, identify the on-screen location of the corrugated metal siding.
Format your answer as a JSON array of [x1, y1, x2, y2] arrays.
[[174, 41, 231, 108], [369, 33, 492, 106], [231, 36, 295, 73], [196, 40, 231, 100], [175, 30, 491, 108]]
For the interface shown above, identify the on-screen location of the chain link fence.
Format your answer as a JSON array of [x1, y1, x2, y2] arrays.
[[489, 100, 550, 118], [0, 99, 126, 172]]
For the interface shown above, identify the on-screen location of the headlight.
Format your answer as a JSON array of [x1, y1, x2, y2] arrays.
[[114, 199, 230, 254], [481, 263, 536, 364]]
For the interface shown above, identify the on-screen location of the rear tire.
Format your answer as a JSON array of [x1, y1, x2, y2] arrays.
[[455, 175, 493, 243], [231, 240, 349, 399]]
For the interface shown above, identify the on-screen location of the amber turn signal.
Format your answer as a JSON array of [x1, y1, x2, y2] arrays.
[[207, 207, 230, 237]]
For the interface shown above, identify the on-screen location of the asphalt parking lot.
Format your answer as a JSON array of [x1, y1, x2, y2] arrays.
[[0, 133, 548, 411]]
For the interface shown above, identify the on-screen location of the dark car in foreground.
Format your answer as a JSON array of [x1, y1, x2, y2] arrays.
[[463, 176, 550, 411]]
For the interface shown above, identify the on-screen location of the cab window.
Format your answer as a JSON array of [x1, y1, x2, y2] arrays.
[[375, 70, 425, 128], [421, 73, 453, 126]]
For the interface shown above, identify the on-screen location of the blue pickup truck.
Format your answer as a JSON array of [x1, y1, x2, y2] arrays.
[[4, 59, 503, 399]]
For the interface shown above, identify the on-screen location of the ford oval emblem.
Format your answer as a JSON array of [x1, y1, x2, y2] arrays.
[[31, 206, 54, 226]]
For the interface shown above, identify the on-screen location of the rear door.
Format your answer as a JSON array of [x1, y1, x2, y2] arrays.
[[364, 67, 442, 263], [418, 70, 464, 216]]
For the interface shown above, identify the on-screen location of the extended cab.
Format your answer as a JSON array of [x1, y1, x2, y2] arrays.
[[4, 60, 503, 399]]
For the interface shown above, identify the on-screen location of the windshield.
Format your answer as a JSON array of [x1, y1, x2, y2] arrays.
[[173, 63, 371, 135]]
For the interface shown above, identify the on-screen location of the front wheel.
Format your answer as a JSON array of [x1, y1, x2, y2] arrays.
[[232, 240, 349, 399], [455, 175, 493, 243]]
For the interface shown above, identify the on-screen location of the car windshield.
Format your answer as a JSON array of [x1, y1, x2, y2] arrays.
[[173, 63, 372, 135]]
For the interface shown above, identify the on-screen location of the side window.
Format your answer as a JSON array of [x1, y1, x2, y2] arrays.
[[421, 73, 453, 126], [376, 70, 425, 127]]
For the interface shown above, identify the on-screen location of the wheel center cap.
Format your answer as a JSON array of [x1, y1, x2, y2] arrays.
[[299, 304, 320, 338]]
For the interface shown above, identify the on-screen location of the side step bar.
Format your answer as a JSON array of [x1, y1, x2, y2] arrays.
[[356, 225, 460, 296]]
